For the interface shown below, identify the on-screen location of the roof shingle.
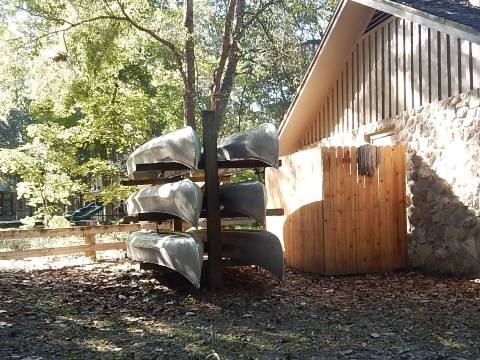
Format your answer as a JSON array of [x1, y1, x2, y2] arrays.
[[388, 0, 480, 33]]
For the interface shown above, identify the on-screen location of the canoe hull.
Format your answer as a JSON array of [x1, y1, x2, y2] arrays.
[[216, 123, 279, 168], [191, 230, 284, 281], [126, 231, 204, 289], [127, 179, 203, 227], [219, 181, 266, 224], [127, 126, 201, 180]]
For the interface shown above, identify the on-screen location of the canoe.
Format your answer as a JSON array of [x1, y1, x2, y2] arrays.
[[216, 123, 279, 168], [191, 230, 283, 281], [219, 181, 266, 224], [127, 126, 201, 180], [127, 179, 203, 227], [126, 231, 204, 289]]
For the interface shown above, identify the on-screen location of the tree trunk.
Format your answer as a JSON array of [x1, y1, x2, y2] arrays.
[[214, 0, 245, 132], [184, 0, 196, 130]]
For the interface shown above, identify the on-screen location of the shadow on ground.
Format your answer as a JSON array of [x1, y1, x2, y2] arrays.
[[1, 260, 479, 359]]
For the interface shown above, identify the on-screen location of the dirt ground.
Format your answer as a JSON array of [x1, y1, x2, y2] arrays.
[[0, 256, 479, 359]]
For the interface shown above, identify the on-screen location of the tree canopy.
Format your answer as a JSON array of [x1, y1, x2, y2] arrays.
[[0, 0, 336, 225]]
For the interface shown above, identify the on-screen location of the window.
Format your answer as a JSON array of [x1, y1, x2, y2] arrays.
[[365, 126, 396, 146], [0, 192, 14, 217]]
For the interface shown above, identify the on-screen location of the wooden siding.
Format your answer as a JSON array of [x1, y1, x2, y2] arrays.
[[266, 145, 408, 275], [303, 16, 480, 145]]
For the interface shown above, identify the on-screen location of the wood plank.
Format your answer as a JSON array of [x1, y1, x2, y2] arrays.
[[305, 159, 315, 272], [358, 38, 365, 126], [441, 33, 451, 98], [316, 201, 325, 274], [0, 223, 158, 241], [392, 146, 406, 269], [383, 24, 390, 119], [322, 148, 334, 274], [202, 110, 223, 289], [398, 19, 406, 113], [450, 36, 459, 96], [342, 70, 347, 133], [371, 150, 382, 272], [421, 25, 430, 105], [84, 234, 96, 260], [460, 38, 471, 93], [365, 35, 372, 124], [0, 242, 126, 260], [348, 54, 354, 130], [340, 147, 352, 274], [323, 104, 327, 141], [377, 147, 390, 271], [349, 147, 359, 273], [353, 47, 358, 128], [356, 157, 368, 273], [371, 31, 378, 123], [430, 30, 439, 102], [472, 43, 480, 90], [318, 107, 322, 141], [405, 21, 414, 110], [390, 20, 397, 116], [338, 147, 348, 274], [333, 82, 339, 134], [377, 28, 383, 121], [413, 23, 421, 108], [398, 145, 409, 267], [327, 93, 332, 138], [382, 147, 395, 271]]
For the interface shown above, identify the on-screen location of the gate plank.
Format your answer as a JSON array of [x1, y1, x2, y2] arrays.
[[322, 148, 334, 274]]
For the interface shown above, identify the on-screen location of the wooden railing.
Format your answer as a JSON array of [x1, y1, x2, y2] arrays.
[[0, 217, 261, 261], [0, 223, 159, 261]]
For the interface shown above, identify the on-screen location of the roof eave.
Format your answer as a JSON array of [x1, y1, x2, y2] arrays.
[[277, 0, 348, 138], [353, 0, 480, 44]]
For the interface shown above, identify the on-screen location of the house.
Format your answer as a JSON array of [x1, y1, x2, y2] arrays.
[[0, 183, 15, 221], [266, 0, 480, 275], [0, 181, 31, 225]]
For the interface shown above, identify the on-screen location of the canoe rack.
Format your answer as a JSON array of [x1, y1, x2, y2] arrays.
[[124, 111, 283, 289]]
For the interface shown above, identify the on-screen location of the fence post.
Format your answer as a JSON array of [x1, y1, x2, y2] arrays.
[[85, 234, 96, 261], [202, 110, 223, 289]]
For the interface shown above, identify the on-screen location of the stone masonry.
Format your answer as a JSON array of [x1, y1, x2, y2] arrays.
[[317, 88, 480, 275]]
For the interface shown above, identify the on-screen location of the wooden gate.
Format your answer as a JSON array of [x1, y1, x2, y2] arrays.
[[266, 145, 408, 275]]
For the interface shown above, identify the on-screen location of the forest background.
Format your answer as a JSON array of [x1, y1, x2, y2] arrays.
[[0, 0, 335, 226]]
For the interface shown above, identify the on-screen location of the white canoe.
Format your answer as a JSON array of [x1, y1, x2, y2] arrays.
[[127, 179, 203, 228], [126, 231, 204, 289], [191, 229, 284, 281], [127, 126, 201, 180]]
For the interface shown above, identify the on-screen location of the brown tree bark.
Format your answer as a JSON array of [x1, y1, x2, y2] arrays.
[[184, 0, 196, 130], [213, 0, 245, 132]]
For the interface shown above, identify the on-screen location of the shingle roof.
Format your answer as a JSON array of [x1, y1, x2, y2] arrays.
[[388, 0, 480, 33]]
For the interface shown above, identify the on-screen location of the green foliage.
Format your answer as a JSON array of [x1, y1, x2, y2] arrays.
[[0, 122, 83, 226], [0, 0, 336, 222]]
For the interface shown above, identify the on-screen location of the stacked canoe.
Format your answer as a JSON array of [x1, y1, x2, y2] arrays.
[[125, 124, 283, 288]]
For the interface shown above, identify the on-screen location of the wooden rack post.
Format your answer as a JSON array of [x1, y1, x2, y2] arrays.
[[202, 110, 223, 289]]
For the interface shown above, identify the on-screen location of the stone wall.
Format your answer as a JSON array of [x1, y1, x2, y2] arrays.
[[317, 88, 480, 275]]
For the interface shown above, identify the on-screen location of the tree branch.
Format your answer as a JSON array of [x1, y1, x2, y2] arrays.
[[116, 1, 186, 83], [210, 0, 237, 109], [236, 0, 280, 41]]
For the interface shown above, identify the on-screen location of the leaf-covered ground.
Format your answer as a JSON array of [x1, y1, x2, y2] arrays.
[[0, 258, 479, 359]]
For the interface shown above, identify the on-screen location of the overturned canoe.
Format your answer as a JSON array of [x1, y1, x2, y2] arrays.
[[215, 123, 279, 168], [191, 230, 283, 281], [127, 126, 201, 180], [126, 231, 204, 289], [219, 181, 266, 224], [127, 179, 203, 227]]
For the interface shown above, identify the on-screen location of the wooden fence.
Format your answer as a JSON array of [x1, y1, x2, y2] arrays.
[[0, 223, 159, 261], [0, 217, 260, 261], [266, 145, 408, 275]]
